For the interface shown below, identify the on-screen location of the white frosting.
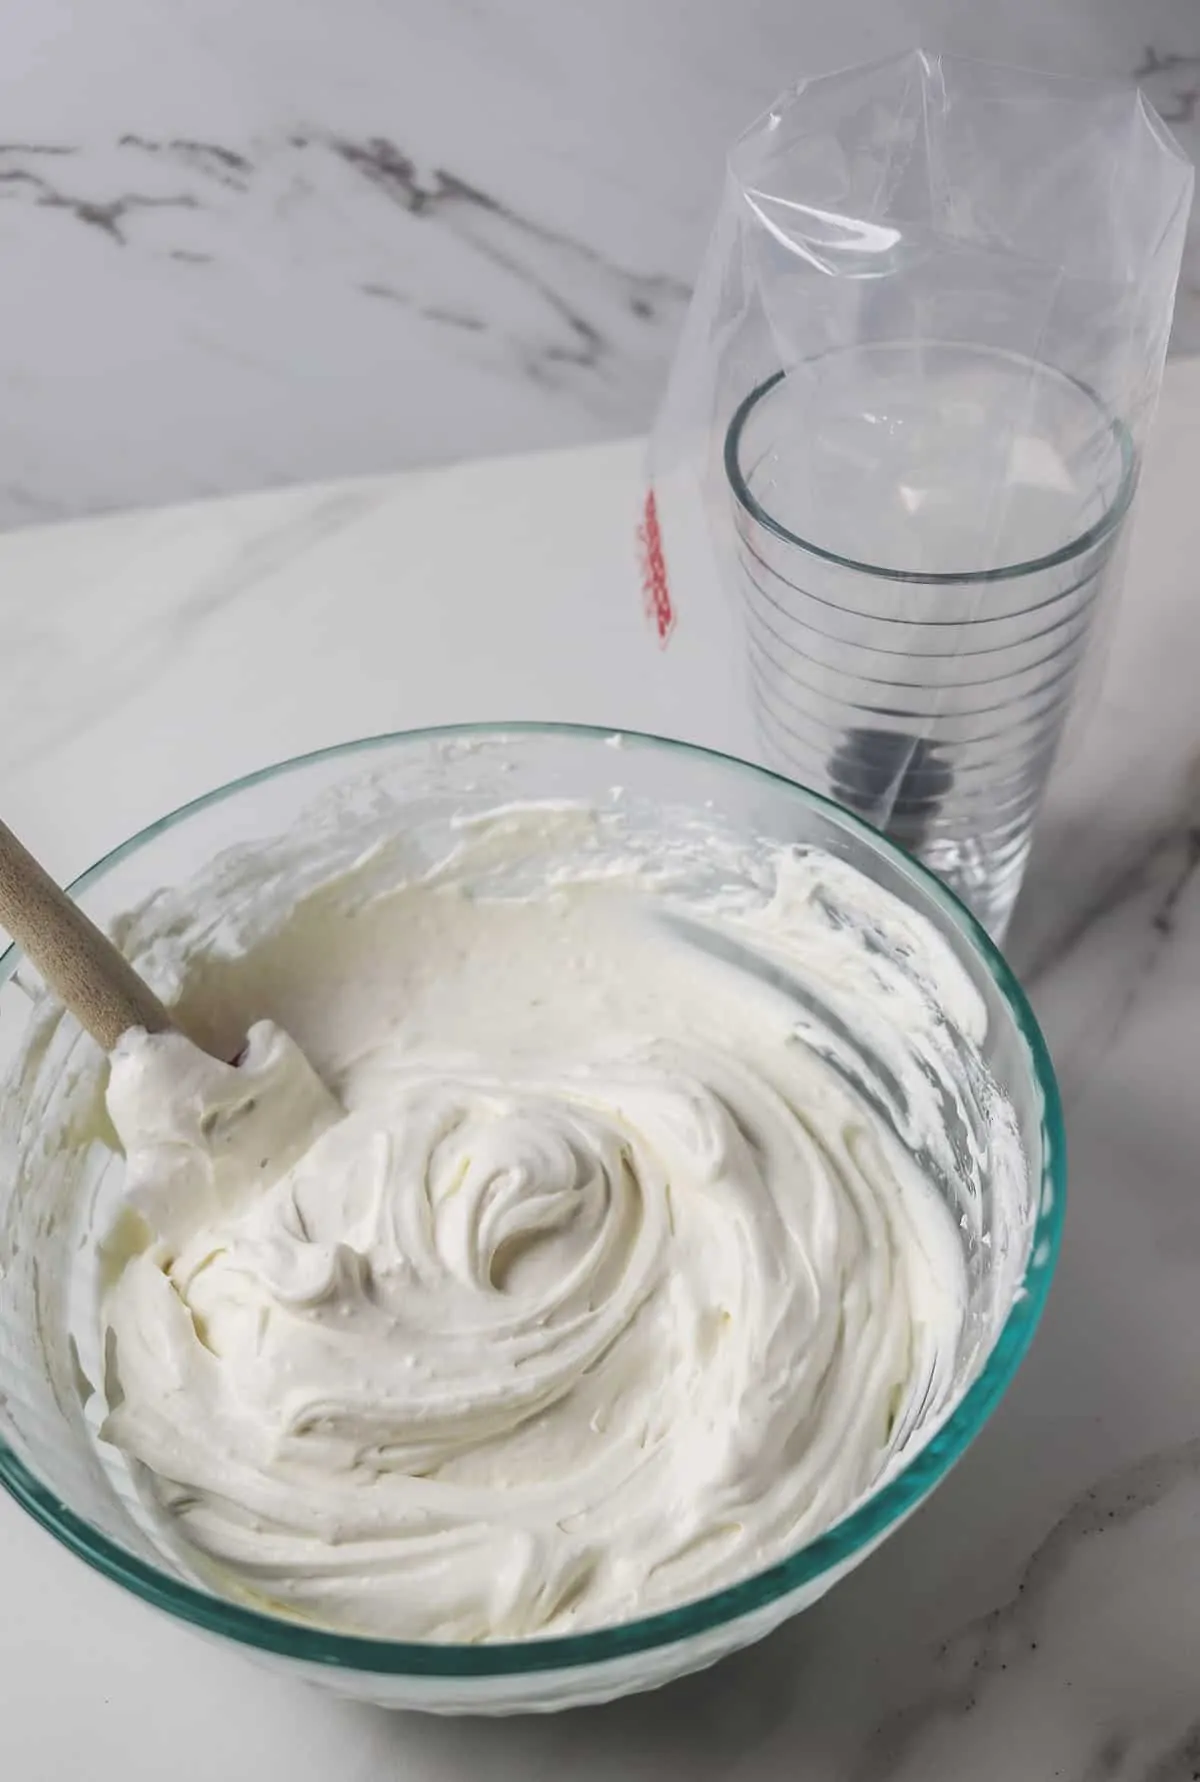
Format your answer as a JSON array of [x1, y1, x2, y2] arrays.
[[98, 816, 986, 1643]]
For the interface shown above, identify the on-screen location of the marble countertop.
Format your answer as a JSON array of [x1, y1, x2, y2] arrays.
[[0, 0, 1197, 530], [2, 356, 1200, 1780]]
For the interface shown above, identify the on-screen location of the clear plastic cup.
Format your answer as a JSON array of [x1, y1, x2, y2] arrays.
[[725, 341, 1135, 938]]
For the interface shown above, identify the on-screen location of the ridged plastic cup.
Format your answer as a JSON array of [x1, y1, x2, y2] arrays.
[[725, 342, 1136, 938]]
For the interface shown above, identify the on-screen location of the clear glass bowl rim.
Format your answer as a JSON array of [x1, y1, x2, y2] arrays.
[[0, 721, 1065, 1679], [725, 348, 1136, 586]]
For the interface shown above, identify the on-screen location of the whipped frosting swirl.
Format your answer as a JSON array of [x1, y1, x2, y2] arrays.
[[100, 827, 975, 1641]]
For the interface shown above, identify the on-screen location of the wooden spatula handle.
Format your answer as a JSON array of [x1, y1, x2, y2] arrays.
[[0, 818, 173, 1052]]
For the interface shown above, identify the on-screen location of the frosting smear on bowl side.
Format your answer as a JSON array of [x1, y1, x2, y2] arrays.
[[98, 810, 985, 1643]]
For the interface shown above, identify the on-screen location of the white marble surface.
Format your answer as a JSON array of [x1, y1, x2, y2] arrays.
[[2, 357, 1200, 1778], [0, 0, 1196, 528]]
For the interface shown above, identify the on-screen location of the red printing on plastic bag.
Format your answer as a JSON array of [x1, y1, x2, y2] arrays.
[[638, 488, 675, 645]]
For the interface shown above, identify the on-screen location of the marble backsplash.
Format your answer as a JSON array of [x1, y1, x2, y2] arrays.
[[0, 0, 1196, 529]]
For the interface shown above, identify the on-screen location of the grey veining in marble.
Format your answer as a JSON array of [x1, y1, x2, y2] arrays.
[[0, 0, 1196, 528]]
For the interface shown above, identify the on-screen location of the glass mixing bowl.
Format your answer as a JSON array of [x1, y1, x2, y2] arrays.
[[0, 725, 1062, 1713]]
